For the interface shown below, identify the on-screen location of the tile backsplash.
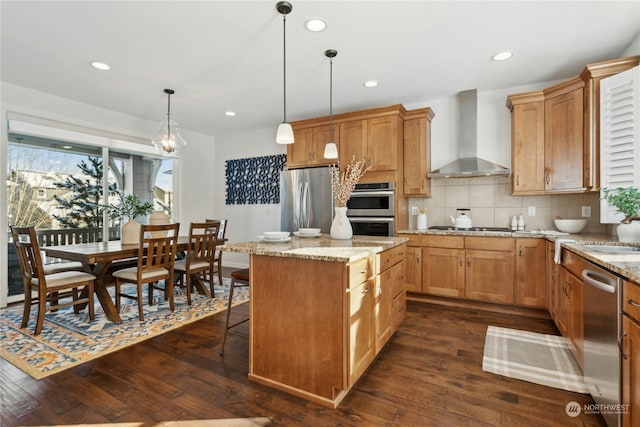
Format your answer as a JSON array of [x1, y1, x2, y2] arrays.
[[407, 176, 607, 234]]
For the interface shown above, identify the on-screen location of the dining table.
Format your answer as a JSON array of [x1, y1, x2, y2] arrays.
[[42, 236, 222, 322]]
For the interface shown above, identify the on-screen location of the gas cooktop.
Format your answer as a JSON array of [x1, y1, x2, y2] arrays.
[[429, 226, 512, 232]]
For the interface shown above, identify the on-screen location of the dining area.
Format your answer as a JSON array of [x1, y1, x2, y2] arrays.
[[9, 218, 230, 332]]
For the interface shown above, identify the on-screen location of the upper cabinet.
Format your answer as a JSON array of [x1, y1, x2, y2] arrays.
[[287, 124, 338, 168], [403, 108, 435, 197], [507, 55, 639, 195]]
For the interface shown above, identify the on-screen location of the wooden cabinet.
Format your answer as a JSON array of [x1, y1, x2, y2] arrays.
[[287, 124, 339, 168], [545, 241, 559, 320], [374, 245, 407, 352], [404, 245, 422, 293], [558, 249, 585, 367], [422, 235, 514, 304], [339, 116, 402, 172], [403, 109, 434, 196], [509, 95, 545, 193], [544, 81, 585, 192], [507, 78, 585, 194], [464, 237, 515, 304], [515, 238, 546, 307], [349, 277, 375, 385], [622, 279, 640, 427]]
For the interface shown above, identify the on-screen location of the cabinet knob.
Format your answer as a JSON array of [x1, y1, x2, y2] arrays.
[[459, 256, 463, 267], [545, 173, 551, 185], [516, 174, 520, 187], [467, 256, 471, 267], [628, 299, 640, 308]]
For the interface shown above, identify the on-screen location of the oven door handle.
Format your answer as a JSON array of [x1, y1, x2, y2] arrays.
[[347, 217, 394, 223], [581, 269, 616, 294], [349, 190, 395, 197]]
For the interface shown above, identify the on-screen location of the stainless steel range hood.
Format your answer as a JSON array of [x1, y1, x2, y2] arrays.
[[428, 89, 510, 178]]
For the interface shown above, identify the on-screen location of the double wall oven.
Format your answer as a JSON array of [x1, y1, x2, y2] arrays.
[[346, 182, 395, 237]]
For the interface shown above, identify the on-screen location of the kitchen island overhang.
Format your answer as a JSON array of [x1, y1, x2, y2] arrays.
[[221, 235, 408, 408]]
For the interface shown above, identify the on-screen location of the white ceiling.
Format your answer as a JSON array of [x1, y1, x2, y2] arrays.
[[1, 1, 638, 138]]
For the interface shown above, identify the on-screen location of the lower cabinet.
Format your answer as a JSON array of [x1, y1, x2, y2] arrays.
[[349, 277, 375, 385], [404, 245, 422, 293], [546, 241, 559, 320], [622, 279, 640, 427], [558, 251, 585, 367], [515, 238, 546, 307]]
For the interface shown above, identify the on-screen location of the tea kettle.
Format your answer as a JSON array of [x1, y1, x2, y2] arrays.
[[450, 209, 472, 228]]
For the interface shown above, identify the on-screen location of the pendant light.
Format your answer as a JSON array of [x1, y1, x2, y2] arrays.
[[323, 49, 338, 159], [152, 88, 187, 157], [276, 1, 294, 144]]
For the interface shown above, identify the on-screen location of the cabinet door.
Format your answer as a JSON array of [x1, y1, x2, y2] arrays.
[[312, 124, 338, 167], [367, 116, 399, 171], [405, 246, 422, 293], [339, 120, 367, 167], [465, 249, 514, 304], [566, 270, 584, 367], [546, 241, 559, 319], [511, 101, 545, 193], [515, 239, 546, 307], [287, 127, 314, 168], [556, 268, 571, 337], [403, 117, 429, 196], [544, 88, 584, 191], [375, 270, 393, 352], [423, 247, 465, 297], [622, 314, 640, 427], [349, 278, 375, 386]]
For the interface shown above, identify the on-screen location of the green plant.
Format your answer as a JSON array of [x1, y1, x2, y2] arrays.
[[602, 187, 640, 219], [107, 192, 154, 220]]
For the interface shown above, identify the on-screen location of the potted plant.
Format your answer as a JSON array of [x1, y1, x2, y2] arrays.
[[107, 192, 155, 244], [329, 157, 370, 239], [602, 186, 640, 242]]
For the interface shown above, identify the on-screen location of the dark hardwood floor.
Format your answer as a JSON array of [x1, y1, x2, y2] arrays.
[[1, 271, 604, 427]]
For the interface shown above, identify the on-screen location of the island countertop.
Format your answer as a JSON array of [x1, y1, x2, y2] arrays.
[[220, 234, 408, 262]]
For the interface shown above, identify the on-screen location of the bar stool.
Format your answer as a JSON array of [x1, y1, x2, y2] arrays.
[[219, 268, 250, 355]]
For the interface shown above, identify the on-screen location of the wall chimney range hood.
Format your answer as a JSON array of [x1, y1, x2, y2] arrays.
[[428, 89, 510, 178]]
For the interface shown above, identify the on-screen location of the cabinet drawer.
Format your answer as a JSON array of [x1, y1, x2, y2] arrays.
[[398, 234, 421, 246], [465, 237, 514, 251], [391, 290, 407, 331], [561, 249, 586, 279], [389, 260, 406, 298], [349, 256, 374, 287], [377, 245, 405, 274], [623, 280, 640, 321], [422, 235, 464, 249]]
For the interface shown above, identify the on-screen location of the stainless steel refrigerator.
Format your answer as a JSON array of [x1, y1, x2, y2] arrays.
[[280, 167, 334, 233]]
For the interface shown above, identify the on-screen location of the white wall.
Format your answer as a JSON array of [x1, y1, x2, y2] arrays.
[[213, 126, 287, 268]]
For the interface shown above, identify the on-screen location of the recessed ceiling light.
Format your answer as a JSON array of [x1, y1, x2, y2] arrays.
[[61, 145, 72, 150], [305, 18, 327, 32], [491, 51, 513, 61], [90, 61, 111, 70], [363, 80, 379, 88], [225, 111, 236, 117]]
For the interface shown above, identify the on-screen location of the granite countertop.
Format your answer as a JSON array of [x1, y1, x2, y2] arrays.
[[398, 228, 640, 283], [220, 234, 409, 263]]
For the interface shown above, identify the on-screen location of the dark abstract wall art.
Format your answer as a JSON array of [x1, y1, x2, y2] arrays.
[[225, 154, 287, 205]]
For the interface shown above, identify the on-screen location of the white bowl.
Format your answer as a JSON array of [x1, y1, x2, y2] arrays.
[[263, 231, 291, 240], [554, 219, 587, 234], [298, 228, 321, 235]]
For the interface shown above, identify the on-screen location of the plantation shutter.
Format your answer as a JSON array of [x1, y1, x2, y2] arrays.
[[599, 66, 640, 223]]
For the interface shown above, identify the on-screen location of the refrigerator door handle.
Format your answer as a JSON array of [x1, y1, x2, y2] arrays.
[[301, 182, 310, 227]]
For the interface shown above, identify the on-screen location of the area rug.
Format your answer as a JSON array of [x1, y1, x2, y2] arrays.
[[482, 325, 588, 393], [0, 278, 249, 379]]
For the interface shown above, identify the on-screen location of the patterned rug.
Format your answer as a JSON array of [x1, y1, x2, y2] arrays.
[[0, 278, 249, 379], [482, 326, 588, 393]]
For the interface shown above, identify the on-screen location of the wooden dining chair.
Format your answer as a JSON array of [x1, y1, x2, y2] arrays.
[[10, 226, 96, 335], [112, 223, 180, 321], [206, 218, 228, 285], [173, 221, 220, 305]]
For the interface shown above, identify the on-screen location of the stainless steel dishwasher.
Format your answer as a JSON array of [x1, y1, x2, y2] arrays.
[[582, 260, 623, 427]]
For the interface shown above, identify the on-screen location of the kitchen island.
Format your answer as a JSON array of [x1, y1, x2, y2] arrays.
[[221, 235, 408, 408]]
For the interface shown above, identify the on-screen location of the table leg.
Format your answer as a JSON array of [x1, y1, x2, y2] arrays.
[[83, 261, 122, 323]]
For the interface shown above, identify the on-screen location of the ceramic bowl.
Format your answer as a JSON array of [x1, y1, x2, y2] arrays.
[[263, 231, 291, 240], [298, 228, 321, 235], [553, 219, 587, 234]]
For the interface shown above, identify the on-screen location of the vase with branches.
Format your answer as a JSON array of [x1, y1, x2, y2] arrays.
[[329, 157, 371, 239], [106, 191, 155, 244]]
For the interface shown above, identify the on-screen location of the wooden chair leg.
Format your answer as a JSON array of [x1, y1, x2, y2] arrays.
[[219, 280, 236, 356], [21, 281, 31, 328], [185, 274, 192, 305], [115, 279, 121, 312], [137, 282, 145, 321], [88, 285, 95, 321], [34, 298, 47, 335], [217, 256, 223, 286], [167, 279, 175, 312]]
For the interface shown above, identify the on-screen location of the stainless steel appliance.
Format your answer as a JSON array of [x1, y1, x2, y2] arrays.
[[280, 167, 333, 234], [582, 261, 623, 427], [347, 182, 395, 237]]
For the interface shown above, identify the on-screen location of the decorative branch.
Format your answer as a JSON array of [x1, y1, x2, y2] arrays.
[[330, 157, 371, 207]]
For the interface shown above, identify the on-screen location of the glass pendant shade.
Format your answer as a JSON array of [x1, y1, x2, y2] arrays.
[[324, 141, 338, 158], [276, 122, 294, 144], [152, 113, 187, 156]]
